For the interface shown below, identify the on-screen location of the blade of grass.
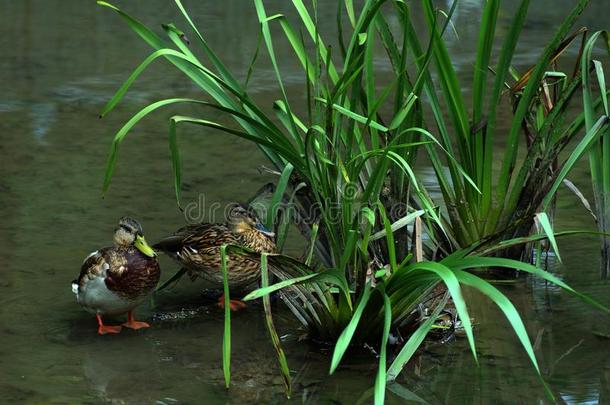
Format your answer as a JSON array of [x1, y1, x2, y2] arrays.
[[305, 222, 320, 266], [444, 256, 610, 314], [260, 254, 292, 397], [168, 118, 182, 206], [243, 267, 350, 305], [103, 98, 209, 193], [374, 288, 392, 405], [542, 115, 609, 210], [387, 383, 429, 404], [291, 0, 339, 83], [404, 262, 476, 362], [254, 0, 303, 148], [534, 212, 562, 262], [220, 244, 231, 389], [329, 282, 372, 374], [266, 163, 294, 229], [99, 48, 199, 118], [387, 293, 449, 381], [174, 0, 243, 92], [378, 203, 397, 272], [453, 269, 554, 401], [370, 210, 425, 241]]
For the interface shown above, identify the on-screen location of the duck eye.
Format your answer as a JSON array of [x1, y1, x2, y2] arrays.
[[120, 224, 132, 233]]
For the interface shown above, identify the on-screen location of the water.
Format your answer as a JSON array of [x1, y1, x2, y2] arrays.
[[1, 0, 610, 403]]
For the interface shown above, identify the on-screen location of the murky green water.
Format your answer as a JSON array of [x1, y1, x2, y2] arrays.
[[2, 0, 610, 403]]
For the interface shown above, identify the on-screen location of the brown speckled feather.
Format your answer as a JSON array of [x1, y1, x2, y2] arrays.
[[77, 250, 109, 284], [154, 223, 276, 290]]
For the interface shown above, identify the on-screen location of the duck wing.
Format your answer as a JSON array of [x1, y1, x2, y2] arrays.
[[153, 223, 238, 257], [72, 248, 112, 294], [156, 223, 244, 276]]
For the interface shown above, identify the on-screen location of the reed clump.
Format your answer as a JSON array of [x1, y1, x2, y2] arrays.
[[98, 0, 609, 402]]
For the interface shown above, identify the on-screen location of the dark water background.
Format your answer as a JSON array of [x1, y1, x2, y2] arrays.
[[1, 0, 610, 403]]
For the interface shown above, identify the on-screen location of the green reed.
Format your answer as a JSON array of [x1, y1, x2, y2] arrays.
[[581, 31, 610, 278]]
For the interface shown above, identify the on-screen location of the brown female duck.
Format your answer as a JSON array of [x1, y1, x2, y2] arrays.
[[153, 205, 276, 310], [72, 217, 160, 335]]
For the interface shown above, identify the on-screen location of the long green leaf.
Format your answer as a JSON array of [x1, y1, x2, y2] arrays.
[[168, 118, 182, 205], [260, 254, 292, 397], [329, 282, 372, 374], [266, 163, 294, 229], [374, 288, 392, 405], [370, 210, 425, 241], [534, 212, 561, 262], [103, 98, 208, 193], [291, 0, 339, 83], [254, 0, 302, 148], [453, 269, 554, 401], [220, 245, 231, 388], [542, 115, 609, 210], [99, 48, 200, 117], [445, 256, 610, 314], [387, 293, 449, 382], [243, 268, 351, 306], [405, 262, 477, 362], [174, 0, 242, 92]]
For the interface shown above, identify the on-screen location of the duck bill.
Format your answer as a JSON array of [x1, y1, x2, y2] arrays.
[[260, 229, 275, 238], [255, 223, 275, 238], [135, 234, 157, 257]]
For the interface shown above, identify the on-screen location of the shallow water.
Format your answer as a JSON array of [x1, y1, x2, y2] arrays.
[[1, 0, 610, 403]]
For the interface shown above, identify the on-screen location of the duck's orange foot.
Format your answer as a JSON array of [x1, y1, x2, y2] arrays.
[[122, 320, 150, 330], [96, 314, 122, 335], [98, 324, 122, 335], [122, 311, 150, 330], [217, 294, 247, 311]]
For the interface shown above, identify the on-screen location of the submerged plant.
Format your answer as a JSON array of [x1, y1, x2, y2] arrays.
[[97, 0, 609, 402]]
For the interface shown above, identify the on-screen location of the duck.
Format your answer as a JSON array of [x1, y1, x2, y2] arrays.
[[153, 204, 276, 311], [72, 217, 160, 335]]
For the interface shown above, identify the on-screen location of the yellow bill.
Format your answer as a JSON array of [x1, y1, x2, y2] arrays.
[[135, 234, 157, 257]]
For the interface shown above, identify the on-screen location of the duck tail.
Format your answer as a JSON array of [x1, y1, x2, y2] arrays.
[[152, 235, 181, 251], [71, 280, 79, 295], [152, 235, 185, 258]]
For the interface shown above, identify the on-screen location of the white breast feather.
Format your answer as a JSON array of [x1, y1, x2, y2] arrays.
[[73, 253, 134, 315]]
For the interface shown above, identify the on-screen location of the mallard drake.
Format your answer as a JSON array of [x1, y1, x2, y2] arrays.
[[153, 204, 276, 310], [72, 217, 160, 335]]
